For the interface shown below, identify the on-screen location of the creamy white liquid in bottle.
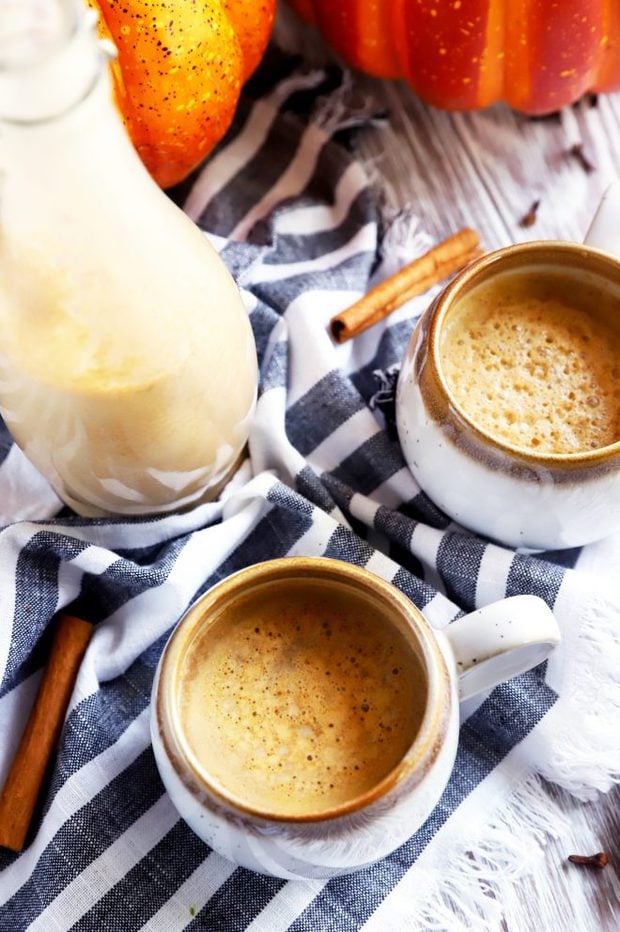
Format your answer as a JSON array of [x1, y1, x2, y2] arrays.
[[0, 0, 257, 515]]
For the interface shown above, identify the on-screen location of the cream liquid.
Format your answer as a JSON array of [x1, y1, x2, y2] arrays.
[[0, 73, 257, 515]]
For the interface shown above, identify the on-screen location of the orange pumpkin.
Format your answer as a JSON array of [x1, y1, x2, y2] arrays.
[[288, 0, 620, 114], [92, 0, 276, 188]]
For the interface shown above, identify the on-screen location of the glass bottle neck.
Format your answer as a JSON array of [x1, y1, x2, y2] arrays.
[[0, 0, 165, 266], [0, 0, 107, 124]]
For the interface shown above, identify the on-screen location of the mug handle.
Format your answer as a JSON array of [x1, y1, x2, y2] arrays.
[[584, 180, 620, 253], [444, 595, 560, 701]]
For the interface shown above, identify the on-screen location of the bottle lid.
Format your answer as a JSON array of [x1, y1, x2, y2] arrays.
[[0, 0, 109, 123]]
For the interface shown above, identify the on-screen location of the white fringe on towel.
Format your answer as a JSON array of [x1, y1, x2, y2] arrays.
[[533, 582, 620, 799]]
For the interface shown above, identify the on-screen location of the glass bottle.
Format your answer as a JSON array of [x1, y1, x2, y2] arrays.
[[0, 0, 257, 516]]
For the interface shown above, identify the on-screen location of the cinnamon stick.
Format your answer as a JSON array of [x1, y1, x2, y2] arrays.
[[330, 227, 482, 343], [0, 614, 93, 852]]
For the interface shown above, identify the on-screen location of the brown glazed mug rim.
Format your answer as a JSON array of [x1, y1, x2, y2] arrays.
[[428, 240, 620, 467], [155, 557, 453, 824]]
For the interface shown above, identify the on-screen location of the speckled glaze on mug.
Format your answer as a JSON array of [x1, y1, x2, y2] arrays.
[[396, 241, 620, 550], [150, 558, 559, 879]]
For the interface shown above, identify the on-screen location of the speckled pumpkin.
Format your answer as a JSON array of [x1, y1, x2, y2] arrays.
[[288, 0, 620, 114], [92, 0, 275, 188]]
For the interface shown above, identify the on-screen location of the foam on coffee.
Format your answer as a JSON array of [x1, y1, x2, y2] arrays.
[[440, 269, 620, 454], [178, 579, 426, 817]]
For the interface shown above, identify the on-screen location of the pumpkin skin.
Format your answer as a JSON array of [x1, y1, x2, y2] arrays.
[[288, 0, 620, 114], [92, 0, 276, 188]]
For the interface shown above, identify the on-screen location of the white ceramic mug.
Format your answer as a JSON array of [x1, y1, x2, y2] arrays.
[[150, 557, 560, 879], [396, 192, 620, 551]]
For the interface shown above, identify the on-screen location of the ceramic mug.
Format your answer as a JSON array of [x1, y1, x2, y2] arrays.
[[396, 197, 620, 551], [150, 557, 560, 879]]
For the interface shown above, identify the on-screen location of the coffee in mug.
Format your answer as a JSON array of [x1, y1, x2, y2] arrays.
[[440, 268, 620, 455], [397, 242, 620, 550], [151, 557, 560, 878], [178, 577, 426, 817]]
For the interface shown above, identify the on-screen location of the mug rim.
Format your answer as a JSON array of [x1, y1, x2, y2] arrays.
[[155, 556, 453, 824], [429, 240, 620, 466]]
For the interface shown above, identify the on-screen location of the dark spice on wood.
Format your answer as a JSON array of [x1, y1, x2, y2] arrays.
[[569, 143, 595, 174], [520, 199, 540, 228], [567, 852, 609, 869]]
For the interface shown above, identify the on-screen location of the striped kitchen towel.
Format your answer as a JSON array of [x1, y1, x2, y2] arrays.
[[0, 52, 618, 932]]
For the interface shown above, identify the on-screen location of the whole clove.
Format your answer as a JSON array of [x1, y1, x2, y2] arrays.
[[569, 143, 595, 174], [567, 852, 609, 869], [520, 199, 541, 228]]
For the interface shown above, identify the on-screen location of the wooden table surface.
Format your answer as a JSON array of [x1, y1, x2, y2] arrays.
[[276, 10, 619, 931]]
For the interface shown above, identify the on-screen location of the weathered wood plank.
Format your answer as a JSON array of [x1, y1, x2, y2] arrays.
[[353, 78, 620, 249]]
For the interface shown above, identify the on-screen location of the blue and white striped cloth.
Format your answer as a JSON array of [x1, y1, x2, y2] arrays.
[[0, 53, 618, 931]]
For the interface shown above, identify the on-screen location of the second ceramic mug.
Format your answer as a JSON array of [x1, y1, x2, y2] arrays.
[[396, 235, 620, 551], [151, 557, 560, 879]]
